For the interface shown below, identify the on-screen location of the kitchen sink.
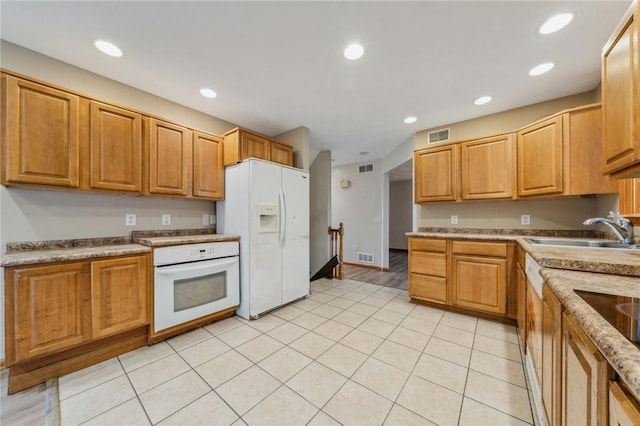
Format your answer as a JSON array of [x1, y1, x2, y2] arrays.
[[525, 238, 638, 250]]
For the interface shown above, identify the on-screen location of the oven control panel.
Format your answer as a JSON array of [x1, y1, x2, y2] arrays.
[[154, 241, 239, 266]]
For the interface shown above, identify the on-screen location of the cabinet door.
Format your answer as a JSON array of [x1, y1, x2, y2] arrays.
[[460, 133, 515, 200], [568, 106, 617, 195], [414, 145, 458, 202], [270, 141, 294, 166], [562, 313, 609, 426], [619, 178, 640, 220], [90, 101, 142, 192], [6, 263, 90, 364], [241, 131, 270, 161], [517, 115, 564, 197], [609, 381, 640, 426], [147, 118, 192, 195], [516, 262, 526, 353], [542, 285, 562, 426], [91, 256, 148, 339], [452, 255, 507, 315], [193, 131, 224, 199], [2, 75, 80, 187], [602, 3, 640, 176]]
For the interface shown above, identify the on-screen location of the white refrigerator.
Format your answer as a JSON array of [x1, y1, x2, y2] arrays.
[[216, 159, 310, 319]]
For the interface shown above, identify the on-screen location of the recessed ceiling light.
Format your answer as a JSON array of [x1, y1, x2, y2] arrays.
[[199, 88, 217, 99], [474, 96, 492, 105], [529, 62, 555, 76], [404, 116, 417, 124], [344, 43, 364, 60], [359, 151, 369, 155], [539, 13, 573, 35], [94, 40, 122, 57]]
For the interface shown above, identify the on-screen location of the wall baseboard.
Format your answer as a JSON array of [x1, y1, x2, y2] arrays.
[[343, 261, 389, 272]]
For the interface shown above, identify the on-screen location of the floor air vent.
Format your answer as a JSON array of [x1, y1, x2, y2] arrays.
[[357, 252, 374, 264], [427, 128, 450, 144]]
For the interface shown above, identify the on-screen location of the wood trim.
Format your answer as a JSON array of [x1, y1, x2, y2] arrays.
[[7, 326, 147, 394], [342, 261, 389, 272], [148, 306, 237, 344]]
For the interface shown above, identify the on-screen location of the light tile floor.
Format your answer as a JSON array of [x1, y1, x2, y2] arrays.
[[7, 278, 536, 425]]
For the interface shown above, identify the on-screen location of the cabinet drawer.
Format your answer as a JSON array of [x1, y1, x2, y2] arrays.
[[452, 240, 507, 257], [410, 238, 447, 253], [410, 274, 447, 303], [409, 251, 447, 277]]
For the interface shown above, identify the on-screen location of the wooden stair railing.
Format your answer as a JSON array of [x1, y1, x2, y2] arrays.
[[328, 222, 344, 279]]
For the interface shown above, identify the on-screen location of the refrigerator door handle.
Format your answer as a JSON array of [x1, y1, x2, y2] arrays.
[[279, 189, 286, 246]]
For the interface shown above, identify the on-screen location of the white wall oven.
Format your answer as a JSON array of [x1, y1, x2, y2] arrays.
[[153, 241, 239, 333]]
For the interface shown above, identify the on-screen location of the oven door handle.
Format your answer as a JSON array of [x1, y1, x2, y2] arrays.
[[155, 257, 238, 275]]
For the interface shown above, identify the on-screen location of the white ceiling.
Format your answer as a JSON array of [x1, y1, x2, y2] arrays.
[[0, 1, 631, 167]]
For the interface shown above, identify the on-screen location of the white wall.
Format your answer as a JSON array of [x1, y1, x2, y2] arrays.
[[389, 181, 413, 249], [309, 150, 332, 274], [417, 195, 618, 230], [332, 160, 383, 267]]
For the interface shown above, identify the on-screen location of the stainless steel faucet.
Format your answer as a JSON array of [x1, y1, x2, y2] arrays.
[[583, 211, 635, 245]]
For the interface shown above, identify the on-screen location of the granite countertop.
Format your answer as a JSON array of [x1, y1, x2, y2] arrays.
[[1, 229, 240, 266], [133, 234, 240, 247], [541, 268, 640, 400], [406, 229, 640, 277], [1, 244, 151, 267]]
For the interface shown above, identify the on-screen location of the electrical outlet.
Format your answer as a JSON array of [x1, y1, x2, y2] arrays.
[[202, 213, 209, 226], [125, 213, 136, 226], [521, 214, 531, 225], [162, 214, 171, 225], [209, 214, 216, 225], [451, 215, 458, 225]]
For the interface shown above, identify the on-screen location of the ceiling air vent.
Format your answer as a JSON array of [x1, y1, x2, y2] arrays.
[[427, 128, 450, 144], [358, 164, 374, 173]]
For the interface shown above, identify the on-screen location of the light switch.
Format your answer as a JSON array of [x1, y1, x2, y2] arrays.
[[209, 214, 216, 225]]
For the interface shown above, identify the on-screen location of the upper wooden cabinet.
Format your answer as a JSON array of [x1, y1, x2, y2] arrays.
[[193, 131, 224, 199], [460, 133, 516, 200], [1, 71, 225, 200], [223, 127, 294, 167], [602, 0, 640, 179], [517, 104, 616, 198], [271, 140, 295, 166], [1, 74, 80, 188], [146, 118, 192, 196], [619, 179, 640, 225], [89, 101, 142, 193], [414, 144, 458, 202]]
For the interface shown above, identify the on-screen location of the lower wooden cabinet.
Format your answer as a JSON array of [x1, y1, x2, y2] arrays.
[[408, 238, 513, 318], [6, 262, 91, 364], [408, 238, 448, 304], [4, 254, 149, 366], [91, 256, 147, 339], [610, 381, 640, 426], [515, 246, 526, 352], [451, 241, 508, 315], [562, 312, 609, 426], [542, 284, 562, 426]]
